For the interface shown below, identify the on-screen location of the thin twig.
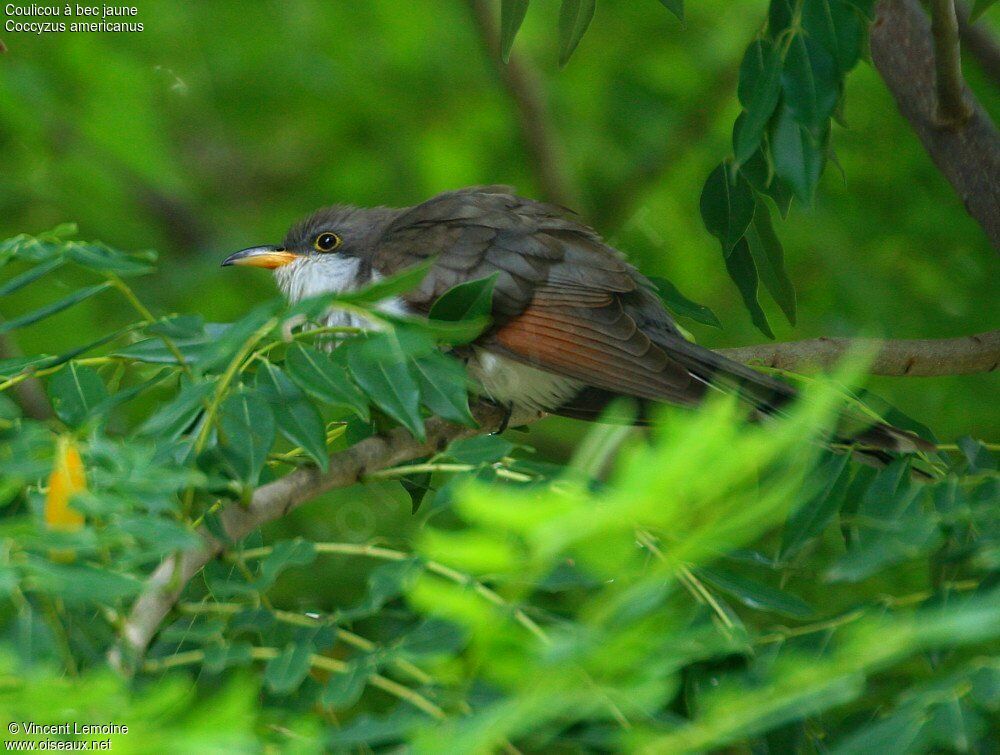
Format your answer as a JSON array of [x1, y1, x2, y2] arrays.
[[717, 330, 1000, 376], [871, 0, 1000, 248], [929, 0, 973, 126]]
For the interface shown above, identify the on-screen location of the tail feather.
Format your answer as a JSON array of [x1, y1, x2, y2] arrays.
[[602, 334, 936, 455]]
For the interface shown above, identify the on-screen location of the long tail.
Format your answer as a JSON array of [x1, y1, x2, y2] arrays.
[[554, 334, 936, 456]]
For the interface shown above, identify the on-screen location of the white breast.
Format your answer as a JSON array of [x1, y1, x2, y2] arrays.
[[275, 256, 406, 328], [467, 348, 581, 412]]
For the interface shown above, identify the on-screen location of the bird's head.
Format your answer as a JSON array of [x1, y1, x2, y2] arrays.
[[220, 205, 384, 271]]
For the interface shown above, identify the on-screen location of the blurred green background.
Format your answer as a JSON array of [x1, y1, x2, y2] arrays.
[[1, 0, 997, 446]]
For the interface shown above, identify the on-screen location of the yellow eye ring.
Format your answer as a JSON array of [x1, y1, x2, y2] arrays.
[[314, 232, 342, 252]]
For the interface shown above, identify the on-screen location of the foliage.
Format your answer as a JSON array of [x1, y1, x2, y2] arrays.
[[0, 230, 997, 750], [0, 0, 997, 751]]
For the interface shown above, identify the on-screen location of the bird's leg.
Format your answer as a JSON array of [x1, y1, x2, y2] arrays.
[[494, 401, 514, 435]]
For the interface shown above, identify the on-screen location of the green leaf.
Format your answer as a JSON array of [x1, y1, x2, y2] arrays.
[[0, 258, 66, 297], [0, 282, 112, 334], [700, 163, 756, 256], [658, 0, 684, 21], [735, 40, 783, 166], [782, 33, 840, 135], [197, 303, 280, 373], [557, 0, 596, 67], [779, 453, 851, 559], [698, 566, 814, 618], [286, 343, 369, 421], [322, 662, 369, 708], [64, 241, 155, 276], [970, 0, 997, 22], [830, 710, 926, 754], [725, 239, 774, 339], [771, 106, 827, 207], [138, 379, 212, 440], [337, 259, 434, 306], [802, 0, 863, 74], [428, 273, 498, 324], [47, 363, 108, 427], [257, 539, 318, 590], [745, 200, 796, 324], [501, 0, 530, 62], [256, 361, 329, 471], [347, 334, 425, 440], [768, 0, 795, 37], [264, 643, 313, 694], [647, 276, 721, 328], [218, 390, 275, 485], [410, 351, 476, 426]]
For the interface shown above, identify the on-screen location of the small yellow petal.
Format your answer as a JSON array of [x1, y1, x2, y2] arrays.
[[45, 436, 86, 532]]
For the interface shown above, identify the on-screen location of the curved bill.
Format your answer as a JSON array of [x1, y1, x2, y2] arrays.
[[221, 245, 299, 269]]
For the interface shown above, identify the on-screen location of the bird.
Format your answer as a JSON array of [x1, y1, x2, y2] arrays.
[[222, 185, 932, 455]]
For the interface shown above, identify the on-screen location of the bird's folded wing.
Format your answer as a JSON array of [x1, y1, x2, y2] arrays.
[[487, 296, 701, 403]]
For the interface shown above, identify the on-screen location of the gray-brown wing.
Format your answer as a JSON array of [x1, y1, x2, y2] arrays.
[[371, 186, 639, 319], [370, 186, 697, 397]]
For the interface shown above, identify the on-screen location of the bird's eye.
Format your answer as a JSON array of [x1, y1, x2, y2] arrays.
[[314, 232, 341, 252]]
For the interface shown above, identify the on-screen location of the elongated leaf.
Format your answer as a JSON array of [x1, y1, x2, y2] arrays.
[[322, 661, 369, 708], [410, 351, 476, 427], [557, 0, 596, 67], [391, 313, 487, 345], [768, 0, 796, 37], [286, 343, 369, 421], [257, 539, 317, 590], [699, 566, 814, 618], [782, 33, 839, 135], [771, 106, 827, 207], [802, 0, 863, 74], [264, 642, 313, 694], [735, 40, 783, 166], [138, 379, 213, 439], [0, 282, 112, 334], [347, 334, 425, 440], [700, 163, 756, 256], [658, 0, 684, 21], [428, 273, 498, 324], [745, 200, 796, 325], [0, 258, 65, 297], [780, 453, 852, 559], [65, 241, 155, 276], [197, 302, 280, 373], [218, 390, 275, 485], [648, 276, 721, 328], [725, 239, 774, 339], [971, 0, 997, 21], [47, 363, 108, 427], [501, 0, 530, 62], [338, 259, 434, 306], [256, 361, 329, 471]]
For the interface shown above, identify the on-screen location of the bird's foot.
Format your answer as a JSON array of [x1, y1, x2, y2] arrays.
[[494, 402, 514, 435]]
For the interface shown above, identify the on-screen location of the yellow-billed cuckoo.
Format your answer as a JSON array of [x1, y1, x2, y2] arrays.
[[222, 186, 930, 453]]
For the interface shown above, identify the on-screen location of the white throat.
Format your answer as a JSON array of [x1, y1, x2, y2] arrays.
[[274, 255, 363, 304]]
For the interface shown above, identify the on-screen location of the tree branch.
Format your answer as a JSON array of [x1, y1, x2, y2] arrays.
[[717, 330, 1000, 376], [467, 0, 580, 210], [111, 329, 997, 670], [929, 0, 973, 125], [110, 402, 542, 673], [871, 0, 1000, 249]]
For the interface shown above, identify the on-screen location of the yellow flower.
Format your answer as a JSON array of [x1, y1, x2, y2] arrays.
[[45, 436, 86, 532]]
